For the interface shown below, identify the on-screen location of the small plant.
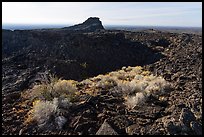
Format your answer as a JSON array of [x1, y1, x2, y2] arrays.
[[106, 66, 171, 109], [23, 66, 171, 129], [22, 74, 60, 101], [95, 76, 117, 89], [25, 97, 71, 129], [52, 80, 78, 102], [80, 62, 88, 68], [124, 72, 170, 109], [23, 73, 79, 129], [125, 92, 146, 109], [23, 74, 79, 102], [32, 98, 59, 128]]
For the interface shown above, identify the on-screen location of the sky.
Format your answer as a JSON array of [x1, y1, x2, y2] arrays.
[[2, 2, 202, 27]]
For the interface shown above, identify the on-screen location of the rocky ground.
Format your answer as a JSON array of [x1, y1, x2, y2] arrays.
[[2, 18, 202, 135]]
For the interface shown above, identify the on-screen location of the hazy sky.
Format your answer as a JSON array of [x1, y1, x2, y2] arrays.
[[2, 2, 202, 27]]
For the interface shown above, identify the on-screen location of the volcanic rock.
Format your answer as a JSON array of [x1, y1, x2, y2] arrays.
[[2, 17, 202, 135], [62, 17, 104, 32], [96, 120, 118, 135]]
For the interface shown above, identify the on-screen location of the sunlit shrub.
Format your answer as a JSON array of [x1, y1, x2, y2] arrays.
[[95, 76, 117, 89], [125, 92, 146, 109], [124, 73, 170, 109], [107, 66, 171, 109], [23, 66, 171, 129], [32, 98, 59, 128], [25, 97, 71, 129], [23, 74, 79, 129], [23, 75, 79, 102]]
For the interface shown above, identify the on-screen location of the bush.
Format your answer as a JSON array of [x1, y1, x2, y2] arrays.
[[52, 80, 78, 102], [23, 66, 171, 128], [32, 98, 59, 128], [95, 76, 117, 89], [125, 74, 170, 108], [109, 66, 171, 109], [23, 74, 79, 129], [125, 92, 146, 109], [23, 74, 79, 102], [25, 97, 71, 129]]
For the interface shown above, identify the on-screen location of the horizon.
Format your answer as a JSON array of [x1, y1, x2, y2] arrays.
[[2, 2, 202, 27], [2, 23, 202, 31]]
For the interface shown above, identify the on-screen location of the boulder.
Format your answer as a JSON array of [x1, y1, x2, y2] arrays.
[[96, 120, 118, 135]]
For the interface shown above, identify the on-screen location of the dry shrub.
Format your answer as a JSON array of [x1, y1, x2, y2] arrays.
[[106, 66, 171, 109], [124, 73, 170, 109], [23, 74, 79, 102], [25, 97, 71, 129], [52, 80, 78, 102], [32, 98, 59, 128], [23, 74, 79, 129], [95, 76, 117, 89], [23, 66, 171, 127], [144, 76, 168, 96], [125, 92, 146, 109]]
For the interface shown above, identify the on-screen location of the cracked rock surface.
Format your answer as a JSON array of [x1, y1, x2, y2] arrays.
[[2, 18, 202, 135]]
